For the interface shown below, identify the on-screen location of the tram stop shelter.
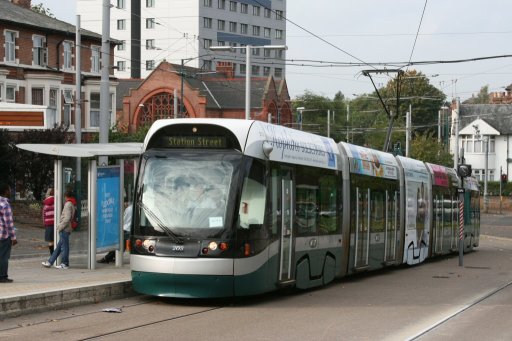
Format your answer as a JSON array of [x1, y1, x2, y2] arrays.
[[16, 143, 142, 270]]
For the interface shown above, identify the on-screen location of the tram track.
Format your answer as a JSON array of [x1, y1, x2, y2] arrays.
[[406, 278, 512, 340]]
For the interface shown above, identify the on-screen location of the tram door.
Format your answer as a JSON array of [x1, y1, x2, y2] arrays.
[[354, 187, 370, 269], [275, 167, 295, 283]]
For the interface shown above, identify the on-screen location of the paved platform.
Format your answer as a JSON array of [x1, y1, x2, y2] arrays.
[[0, 220, 133, 320]]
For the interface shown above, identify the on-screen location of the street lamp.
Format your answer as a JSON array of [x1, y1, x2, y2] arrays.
[[474, 126, 489, 213], [210, 44, 287, 120]]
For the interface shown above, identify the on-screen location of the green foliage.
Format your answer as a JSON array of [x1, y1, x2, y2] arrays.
[[410, 132, 453, 166], [10, 125, 70, 200], [464, 85, 490, 104], [91, 124, 150, 143], [0, 130, 17, 187], [31, 3, 55, 18]]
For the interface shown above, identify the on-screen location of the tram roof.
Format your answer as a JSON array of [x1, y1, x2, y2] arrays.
[[16, 143, 143, 158]]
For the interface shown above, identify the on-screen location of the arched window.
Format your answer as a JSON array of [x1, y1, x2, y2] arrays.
[[137, 92, 187, 126]]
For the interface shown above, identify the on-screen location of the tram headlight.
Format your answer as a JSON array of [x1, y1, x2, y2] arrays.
[[208, 241, 218, 251], [142, 239, 156, 254]]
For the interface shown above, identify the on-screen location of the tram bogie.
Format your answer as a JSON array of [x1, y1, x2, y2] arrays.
[[130, 119, 480, 298]]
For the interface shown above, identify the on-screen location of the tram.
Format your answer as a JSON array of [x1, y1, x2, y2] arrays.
[[130, 119, 480, 298]]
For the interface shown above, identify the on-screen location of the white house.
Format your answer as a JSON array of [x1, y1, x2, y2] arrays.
[[451, 104, 512, 182]]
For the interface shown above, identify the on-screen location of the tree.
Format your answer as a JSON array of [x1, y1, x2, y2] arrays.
[[465, 85, 490, 104], [31, 3, 55, 18], [410, 132, 453, 166], [14, 125, 70, 200], [0, 130, 18, 187]]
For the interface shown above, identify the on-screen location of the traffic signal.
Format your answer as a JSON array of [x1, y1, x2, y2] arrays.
[[501, 173, 508, 184], [457, 164, 472, 178]]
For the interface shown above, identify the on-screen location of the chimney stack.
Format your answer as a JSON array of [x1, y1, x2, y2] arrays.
[[11, 0, 32, 9]]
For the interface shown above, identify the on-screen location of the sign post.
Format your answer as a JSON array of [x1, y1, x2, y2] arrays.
[[457, 187, 465, 266]]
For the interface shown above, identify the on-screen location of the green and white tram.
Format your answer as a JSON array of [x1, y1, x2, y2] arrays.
[[130, 118, 480, 298]]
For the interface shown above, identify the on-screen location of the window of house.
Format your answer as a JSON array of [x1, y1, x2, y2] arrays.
[[203, 39, 212, 49], [240, 3, 248, 13], [117, 19, 126, 30], [218, 0, 225, 9], [90, 92, 100, 127], [118, 40, 126, 51], [275, 10, 283, 20], [218, 19, 225, 31], [204, 0, 212, 7], [264, 8, 271, 18], [240, 44, 246, 54], [0, 84, 2, 101], [204, 17, 212, 28], [240, 23, 248, 34], [63, 104, 72, 126], [264, 27, 271, 38], [252, 48, 260, 56], [263, 66, 271, 76], [48, 88, 58, 127], [146, 60, 155, 70], [218, 40, 225, 46], [33, 35, 47, 66], [91, 45, 100, 73], [275, 29, 283, 39], [117, 0, 125, 9], [276, 49, 284, 59], [63, 89, 73, 104], [274, 68, 282, 78], [240, 64, 246, 73], [63, 41, 73, 70], [251, 65, 259, 76], [32, 88, 44, 105], [117, 61, 126, 71], [5, 31, 17, 62], [252, 25, 260, 36], [146, 39, 155, 49], [146, 18, 155, 29], [229, 1, 237, 11], [229, 21, 237, 33], [203, 60, 213, 70], [264, 49, 271, 57], [146, 0, 154, 7], [6, 86, 15, 102], [253, 5, 260, 16]]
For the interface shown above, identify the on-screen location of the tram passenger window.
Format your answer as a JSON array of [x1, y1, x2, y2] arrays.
[[239, 160, 266, 230], [296, 166, 318, 235], [318, 174, 338, 234], [370, 191, 385, 232]]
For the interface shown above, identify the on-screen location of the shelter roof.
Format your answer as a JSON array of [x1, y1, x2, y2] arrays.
[[17, 143, 142, 158]]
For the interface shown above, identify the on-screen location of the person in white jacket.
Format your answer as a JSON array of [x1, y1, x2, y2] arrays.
[[42, 191, 76, 269]]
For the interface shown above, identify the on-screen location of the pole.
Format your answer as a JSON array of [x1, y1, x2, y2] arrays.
[[500, 166, 503, 214], [453, 98, 460, 168], [327, 110, 330, 138], [75, 15, 82, 219], [484, 136, 489, 213], [245, 45, 251, 120], [438, 110, 441, 144], [173, 88, 178, 119], [346, 104, 349, 142], [99, 0, 111, 165], [180, 59, 184, 115], [406, 110, 411, 157], [458, 188, 464, 266]]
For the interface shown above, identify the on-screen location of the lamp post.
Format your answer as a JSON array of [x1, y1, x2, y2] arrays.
[[210, 45, 287, 120]]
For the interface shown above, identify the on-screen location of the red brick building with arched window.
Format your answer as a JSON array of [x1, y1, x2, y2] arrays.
[[116, 61, 292, 132]]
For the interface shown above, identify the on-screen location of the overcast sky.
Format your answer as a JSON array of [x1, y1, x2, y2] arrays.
[[37, 0, 512, 102]]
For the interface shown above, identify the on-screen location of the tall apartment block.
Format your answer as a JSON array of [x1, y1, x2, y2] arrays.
[[77, 0, 287, 79]]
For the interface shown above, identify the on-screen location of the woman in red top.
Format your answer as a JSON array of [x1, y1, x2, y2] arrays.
[[42, 188, 55, 255]]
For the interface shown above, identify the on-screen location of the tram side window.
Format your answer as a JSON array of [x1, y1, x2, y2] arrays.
[[296, 166, 319, 235], [318, 174, 338, 234], [370, 191, 386, 233], [239, 160, 266, 230]]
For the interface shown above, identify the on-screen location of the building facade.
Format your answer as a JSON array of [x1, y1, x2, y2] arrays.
[[0, 0, 118, 135], [450, 103, 512, 183], [77, 0, 287, 80], [116, 60, 291, 132]]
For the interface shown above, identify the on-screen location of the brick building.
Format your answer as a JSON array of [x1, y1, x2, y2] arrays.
[[0, 0, 117, 136], [116, 61, 292, 133]]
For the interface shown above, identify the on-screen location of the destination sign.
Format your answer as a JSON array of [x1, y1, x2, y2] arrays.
[[166, 136, 227, 148]]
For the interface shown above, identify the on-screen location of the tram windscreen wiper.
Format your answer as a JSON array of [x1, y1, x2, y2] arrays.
[[137, 201, 184, 244]]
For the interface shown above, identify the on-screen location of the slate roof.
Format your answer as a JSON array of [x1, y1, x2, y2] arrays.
[[460, 104, 512, 135], [116, 79, 143, 109], [0, 0, 102, 40]]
